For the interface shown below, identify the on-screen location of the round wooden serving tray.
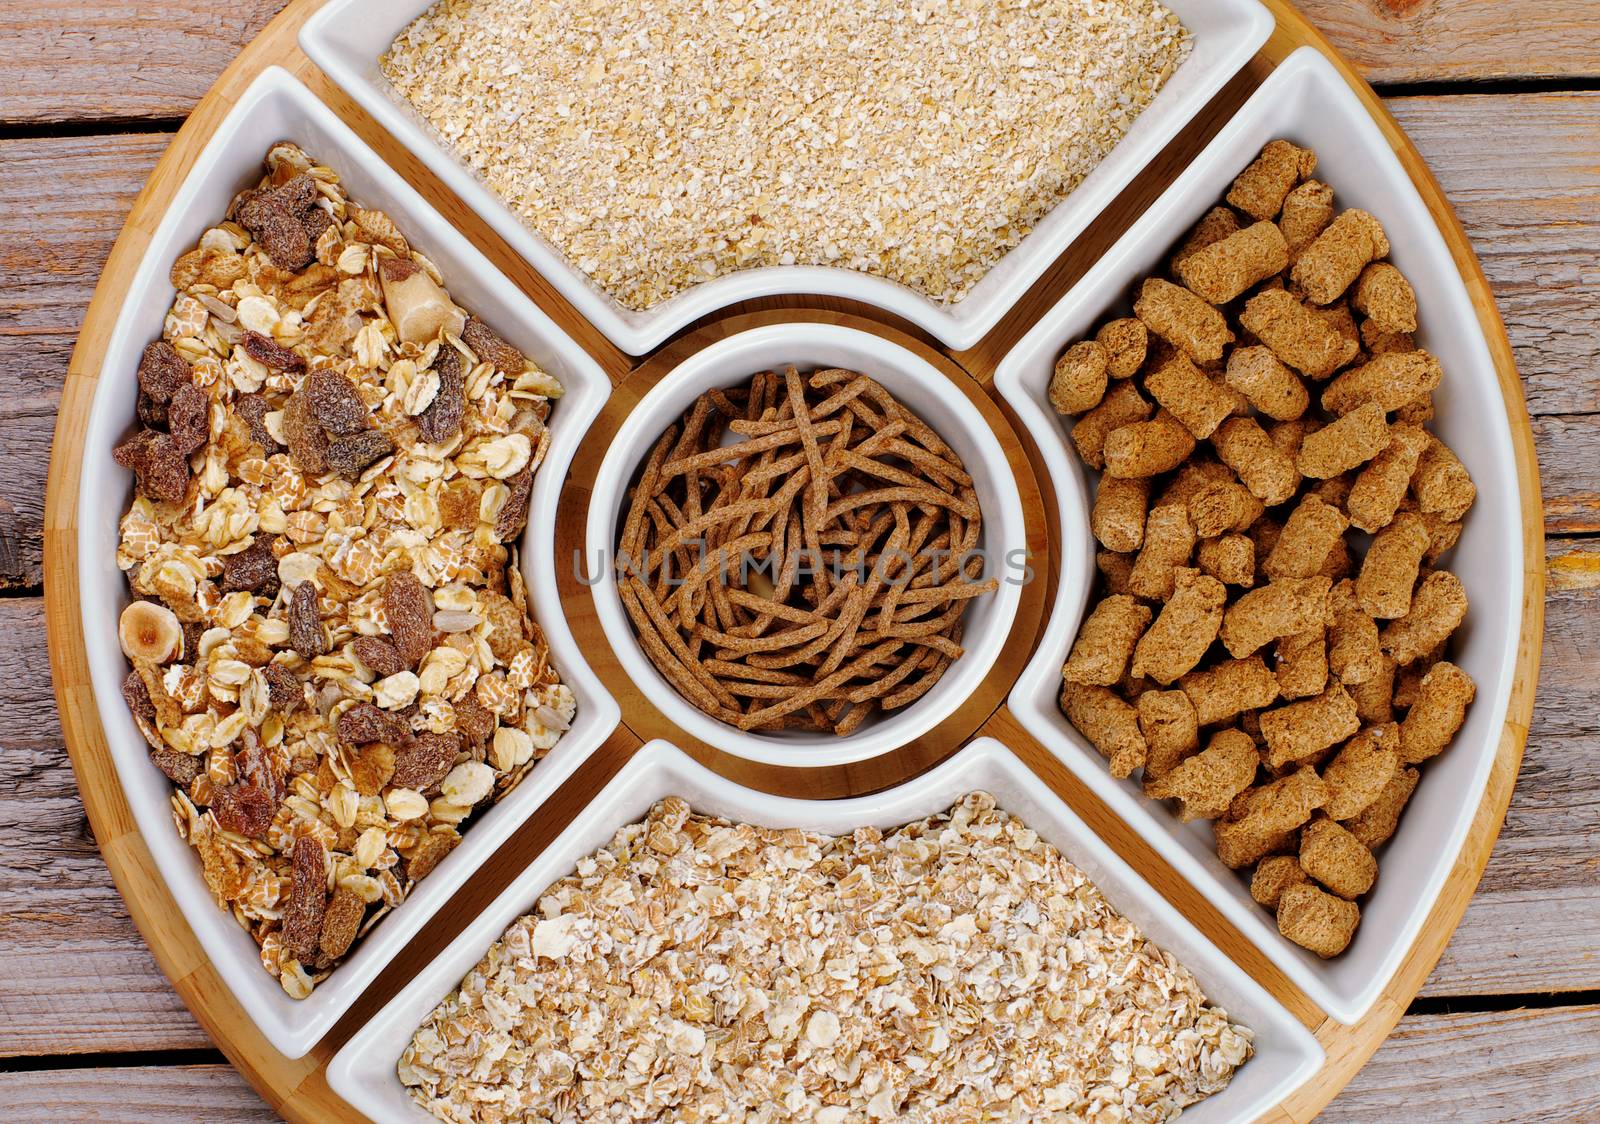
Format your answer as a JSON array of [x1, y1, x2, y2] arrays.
[[44, 1, 1545, 1119]]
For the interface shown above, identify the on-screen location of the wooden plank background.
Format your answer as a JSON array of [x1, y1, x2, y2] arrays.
[[3, 2, 1597, 1118]]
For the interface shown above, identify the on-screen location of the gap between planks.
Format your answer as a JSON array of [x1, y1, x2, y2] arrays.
[[0, 1048, 226, 1075]]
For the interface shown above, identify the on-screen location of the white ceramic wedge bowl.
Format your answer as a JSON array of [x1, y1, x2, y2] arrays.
[[583, 322, 1027, 767], [994, 48, 1524, 1025], [75, 67, 621, 1058], [329, 737, 1323, 1122], [300, 0, 1273, 355]]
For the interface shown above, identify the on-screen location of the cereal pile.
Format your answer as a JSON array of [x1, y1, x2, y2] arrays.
[[400, 794, 1253, 1122], [1050, 141, 1477, 957], [381, 0, 1192, 310], [618, 367, 994, 736], [112, 143, 574, 996]]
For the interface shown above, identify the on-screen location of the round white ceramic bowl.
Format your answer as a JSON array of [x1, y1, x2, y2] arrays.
[[585, 323, 1028, 767]]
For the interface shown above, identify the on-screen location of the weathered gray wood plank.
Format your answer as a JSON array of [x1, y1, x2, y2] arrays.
[[1389, 93, 1600, 419], [1534, 415, 1600, 536], [0, 2, 285, 126], [0, 132, 167, 589], [1299, 0, 1600, 87], [1323, 1004, 1600, 1121], [0, 134, 168, 335], [0, 599, 208, 1054], [1, 2, 1597, 126], [0, 338, 65, 592], [0, 133, 166, 589], [4, 1005, 1598, 1123], [0, 1064, 275, 1123], [1417, 536, 1598, 996]]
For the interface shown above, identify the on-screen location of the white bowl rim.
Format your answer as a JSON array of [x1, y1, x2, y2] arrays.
[[328, 735, 1324, 1124], [72, 65, 621, 1057], [584, 322, 1028, 767], [299, 0, 1275, 355], [994, 46, 1525, 1025]]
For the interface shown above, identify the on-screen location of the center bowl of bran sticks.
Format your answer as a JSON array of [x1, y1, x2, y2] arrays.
[[585, 324, 1029, 766]]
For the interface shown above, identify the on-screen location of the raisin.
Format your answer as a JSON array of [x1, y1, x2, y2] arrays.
[[302, 205, 334, 248], [275, 174, 319, 213], [113, 429, 191, 504], [227, 186, 261, 224], [112, 428, 157, 472], [391, 731, 461, 792], [492, 465, 534, 544], [282, 389, 329, 475], [280, 834, 328, 962], [122, 669, 156, 722], [256, 206, 316, 271], [288, 582, 327, 658], [304, 369, 369, 435], [241, 330, 306, 372], [403, 830, 459, 884], [239, 175, 291, 216], [326, 428, 395, 479], [318, 888, 365, 961], [462, 318, 525, 374], [337, 701, 409, 746], [167, 382, 210, 455], [485, 553, 509, 596], [136, 391, 167, 430], [137, 340, 191, 406], [417, 348, 465, 444], [211, 784, 277, 839], [151, 750, 201, 787], [351, 636, 406, 679], [238, 175, 322, 272], [263, 664, 303, 713], [221, 535, 279, 594], [235, 393, 281, 454], [384, 571, 433, 667], [144, 434, 193, 503], [451, 689, 496, 748], [378, 256, 420, 283]]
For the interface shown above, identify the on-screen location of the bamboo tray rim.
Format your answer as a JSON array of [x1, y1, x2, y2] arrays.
[[41, 1, 1545, 1119]]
